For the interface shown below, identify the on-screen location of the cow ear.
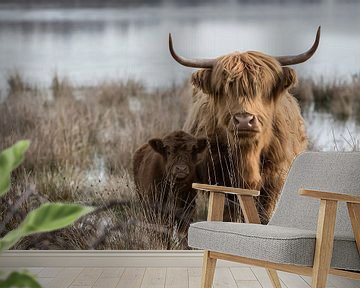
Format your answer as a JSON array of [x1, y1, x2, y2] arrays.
[[192, 69, 213, 95], [148, 138, 165, 155], [281, 67, 298, 90], [195, 137, 208, 153]]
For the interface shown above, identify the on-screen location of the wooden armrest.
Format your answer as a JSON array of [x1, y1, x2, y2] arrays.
[[192, 183, 260, 196], [299, 189, 360, 204], [195, 183, 261, 223], [301, 189, 360, 265]]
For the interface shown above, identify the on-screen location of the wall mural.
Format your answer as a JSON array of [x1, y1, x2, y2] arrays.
[[1, 0, 360, 251]]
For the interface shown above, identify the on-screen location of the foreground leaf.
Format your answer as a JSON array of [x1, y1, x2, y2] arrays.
[[0, 203, 94, 251], [0, 271, 41, 288], [0, 140, 30, 196]]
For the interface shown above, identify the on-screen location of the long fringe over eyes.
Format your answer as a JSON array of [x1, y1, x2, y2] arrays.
[[192, 51, 284, 101]]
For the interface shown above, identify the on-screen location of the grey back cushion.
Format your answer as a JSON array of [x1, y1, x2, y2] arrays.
[[269, 152, 360, 239]]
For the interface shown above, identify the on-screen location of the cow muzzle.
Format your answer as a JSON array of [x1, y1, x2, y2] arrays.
[[172, 164, 190, 180], [232, 113, 260, 134]]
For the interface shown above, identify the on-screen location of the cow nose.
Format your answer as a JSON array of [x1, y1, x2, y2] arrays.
[[174, 165, 190, 178], [233, 113, 258, 130], [175, 165, 189, 173]]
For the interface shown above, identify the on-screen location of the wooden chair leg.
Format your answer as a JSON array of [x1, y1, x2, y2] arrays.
[[266, 269, 282, 288], [200, 192, 224, 288], [347, 202, 360, 253], [311, 200, 337, 288], [201, 251, 217, 288]]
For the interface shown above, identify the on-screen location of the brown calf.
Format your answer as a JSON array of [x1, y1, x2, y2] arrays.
[[133, 130, 207, 230]]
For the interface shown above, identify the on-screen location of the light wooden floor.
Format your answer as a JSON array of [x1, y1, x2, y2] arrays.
[[2, 266, 360, 288], [1, 251, 359, 288]]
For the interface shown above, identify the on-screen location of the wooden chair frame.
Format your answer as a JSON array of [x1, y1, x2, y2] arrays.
[[192, 183, 360, 288]]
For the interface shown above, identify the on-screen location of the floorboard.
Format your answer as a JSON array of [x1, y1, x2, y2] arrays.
[[3, 264, 360, 287], [166, 268, 189, 288], [0, 252, 360, 288], [117, 267, 146, 288]]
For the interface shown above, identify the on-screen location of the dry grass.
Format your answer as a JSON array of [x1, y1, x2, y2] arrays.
[[1, 73, 192, 250], [294, 74, 360, 122], [1, 72, 359, 250]]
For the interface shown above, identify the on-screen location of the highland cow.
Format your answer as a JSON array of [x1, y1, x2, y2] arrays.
[[169, 27, 321, 223], [133, 130, 207, 230]]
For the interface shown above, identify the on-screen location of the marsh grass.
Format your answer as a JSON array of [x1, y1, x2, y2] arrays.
[[0, 73, 193, 249], [1, 72, 359, 249], [294, 75, 360, 122], [7, 71, 34, 96]]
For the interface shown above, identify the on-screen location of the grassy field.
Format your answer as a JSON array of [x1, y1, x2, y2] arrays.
[[0, 73, 359, 250], [295, 74, 360, 123]]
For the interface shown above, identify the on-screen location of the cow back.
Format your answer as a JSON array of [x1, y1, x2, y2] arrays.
[[133, 143, 165, 192]]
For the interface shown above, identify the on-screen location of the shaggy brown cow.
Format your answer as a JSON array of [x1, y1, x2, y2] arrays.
[[169, 28, 320, 223], [133, 130, 207, 229]]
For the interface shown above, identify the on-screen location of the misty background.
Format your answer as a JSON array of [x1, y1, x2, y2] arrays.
[[0, 0, 359, 149]]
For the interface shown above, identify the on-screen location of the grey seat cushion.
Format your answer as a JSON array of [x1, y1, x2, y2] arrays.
[[189, 221, 360, 271]]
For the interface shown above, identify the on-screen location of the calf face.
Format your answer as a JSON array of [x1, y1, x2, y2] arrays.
[[148, 131, 207, 183]]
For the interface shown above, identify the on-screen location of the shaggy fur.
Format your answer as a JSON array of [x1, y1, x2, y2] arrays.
[[184, 51, 308, 223], [133, 130, 207, 230]]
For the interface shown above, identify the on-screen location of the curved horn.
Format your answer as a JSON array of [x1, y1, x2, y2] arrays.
[[275, 26, 321, 66], [169, 33, 215, 68]]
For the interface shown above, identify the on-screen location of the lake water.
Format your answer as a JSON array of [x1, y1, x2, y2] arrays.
[[0, 2, 359, 150]]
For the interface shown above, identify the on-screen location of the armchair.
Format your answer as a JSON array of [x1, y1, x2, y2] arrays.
[[189, 152, 360, 288]]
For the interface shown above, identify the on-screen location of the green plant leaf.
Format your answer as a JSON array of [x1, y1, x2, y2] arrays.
[[8, 141, 30, 171], [0, 271, 41, 288], [0, 203, 94, 251], [0, 140, 30, 196]]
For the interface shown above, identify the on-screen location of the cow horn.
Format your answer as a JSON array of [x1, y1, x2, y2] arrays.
[[275, 26, 321, 66], [169, 33, 215, 68]]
